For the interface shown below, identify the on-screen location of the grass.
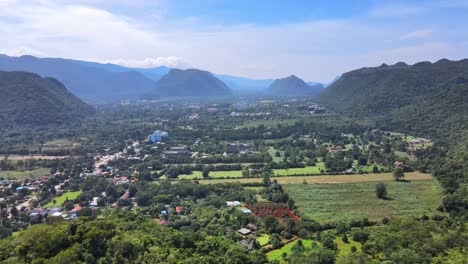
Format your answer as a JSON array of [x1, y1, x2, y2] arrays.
[[268, 147, 284, 163], [273, 163, 325, 176], [178, 170, 243, 179], [45, 191, 82, 208], [285, 178, 443, 223], [267, 239, 314, 261], [0, 168, 50, 180], [335, 237, 362, 256], [267, 237, 362, 261], [353, 161, 389, 173], [196, 172, 432, 185], [257, 234, 270, 246]]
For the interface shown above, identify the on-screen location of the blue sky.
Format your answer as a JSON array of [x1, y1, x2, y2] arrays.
[[1, 0, 468, 82]]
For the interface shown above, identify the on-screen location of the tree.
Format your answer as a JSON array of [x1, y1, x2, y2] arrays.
[[375, 182, 387, 199], [242, 167, 249, 178], [202, 167, 210, 178], [393, 167, 405, 181]]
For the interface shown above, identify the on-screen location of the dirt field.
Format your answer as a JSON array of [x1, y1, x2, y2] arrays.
[[196, 172, 432, 184]]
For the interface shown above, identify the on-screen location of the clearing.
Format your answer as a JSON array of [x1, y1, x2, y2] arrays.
[[0, 168, 50, 180], [45, 191, 82, 208], [285, 178, 442, 223]]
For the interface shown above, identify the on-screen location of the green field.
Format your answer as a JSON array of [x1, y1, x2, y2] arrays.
[[0, 168, 50, 180], [45, 191, 82, 208], [179, 170, 243, 179], [353, 162, 389, 173], [285, 179, 443, 223], [267, 239, 314, 261], [273, 163, 325, 176], [256, 234, 270, 247], [268, 147, 285, 163]]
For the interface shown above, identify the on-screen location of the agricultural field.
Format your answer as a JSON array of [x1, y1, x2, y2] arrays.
[[0, 168, 50, 180], [273, 163, 325, 176], [197, 172, 432, 185], [44, 191, 82, 208], [285, 178, 443, 223], [178, 170, 243, 179]]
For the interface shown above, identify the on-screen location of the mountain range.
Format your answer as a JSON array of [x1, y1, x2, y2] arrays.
[[0, 54, 326, 102], [0, 71, 94, 127]]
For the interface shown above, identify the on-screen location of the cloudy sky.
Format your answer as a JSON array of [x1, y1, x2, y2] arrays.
[[1, 0, 468, 82]]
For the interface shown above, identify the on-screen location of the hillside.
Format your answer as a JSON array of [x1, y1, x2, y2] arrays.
[[0, 55, 155, 103], [316, 59, 468, 140], [0, 71, 94, 127], [268, 75, 323, 96], [316, 59, 468, 116], [144, 69, 231, 98]]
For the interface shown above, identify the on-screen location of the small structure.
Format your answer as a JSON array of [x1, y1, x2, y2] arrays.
[[175, 206, 183, 214], [226, 201, 242, 207], [238, 228, 252, 236]]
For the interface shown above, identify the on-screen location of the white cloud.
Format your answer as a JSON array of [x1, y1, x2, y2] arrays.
[[0, 46, 46, 57], [0, 0, 467, 82], [103, 56, 186, 68], [401, 29, 433, 40]]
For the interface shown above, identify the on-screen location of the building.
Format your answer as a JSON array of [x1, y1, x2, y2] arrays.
[[238, 228, 252, 236], [148, 130, 169, 143], [226, 143, 251, 153], [162, 146, 192, 158]]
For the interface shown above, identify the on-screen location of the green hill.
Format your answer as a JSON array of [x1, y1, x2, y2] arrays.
[[316, 59, 468, 116], [144, 69, 231, 98], [0, 71, 95, 127], [316, 59, 468, 140]]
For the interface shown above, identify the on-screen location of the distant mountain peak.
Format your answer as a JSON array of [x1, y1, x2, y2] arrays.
[[268, 74, 323, 97], [144, 68, 231, 99]]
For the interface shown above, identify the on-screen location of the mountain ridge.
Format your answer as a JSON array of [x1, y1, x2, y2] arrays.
[[0, 71, 94, 127]]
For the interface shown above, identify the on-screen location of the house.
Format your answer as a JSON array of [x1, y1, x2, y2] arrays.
[[241, 209, 252, 214], [394, 161, 404, 167], [226, 201, 242, 207], [148, 130, 169, 143], [162, 146, 192, 158], [238, 228, 252, 236], [175, 206, 183, 214]]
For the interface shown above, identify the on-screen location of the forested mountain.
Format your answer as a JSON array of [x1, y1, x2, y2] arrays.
[[0, 71, 94, 127], [268, 75, 323, 96], [316, 59, 468, 140], [316, 59, 468, 116], [0, 55, 155, 103], [381, 80, 468, 140], [144, 69, 231, 98]]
